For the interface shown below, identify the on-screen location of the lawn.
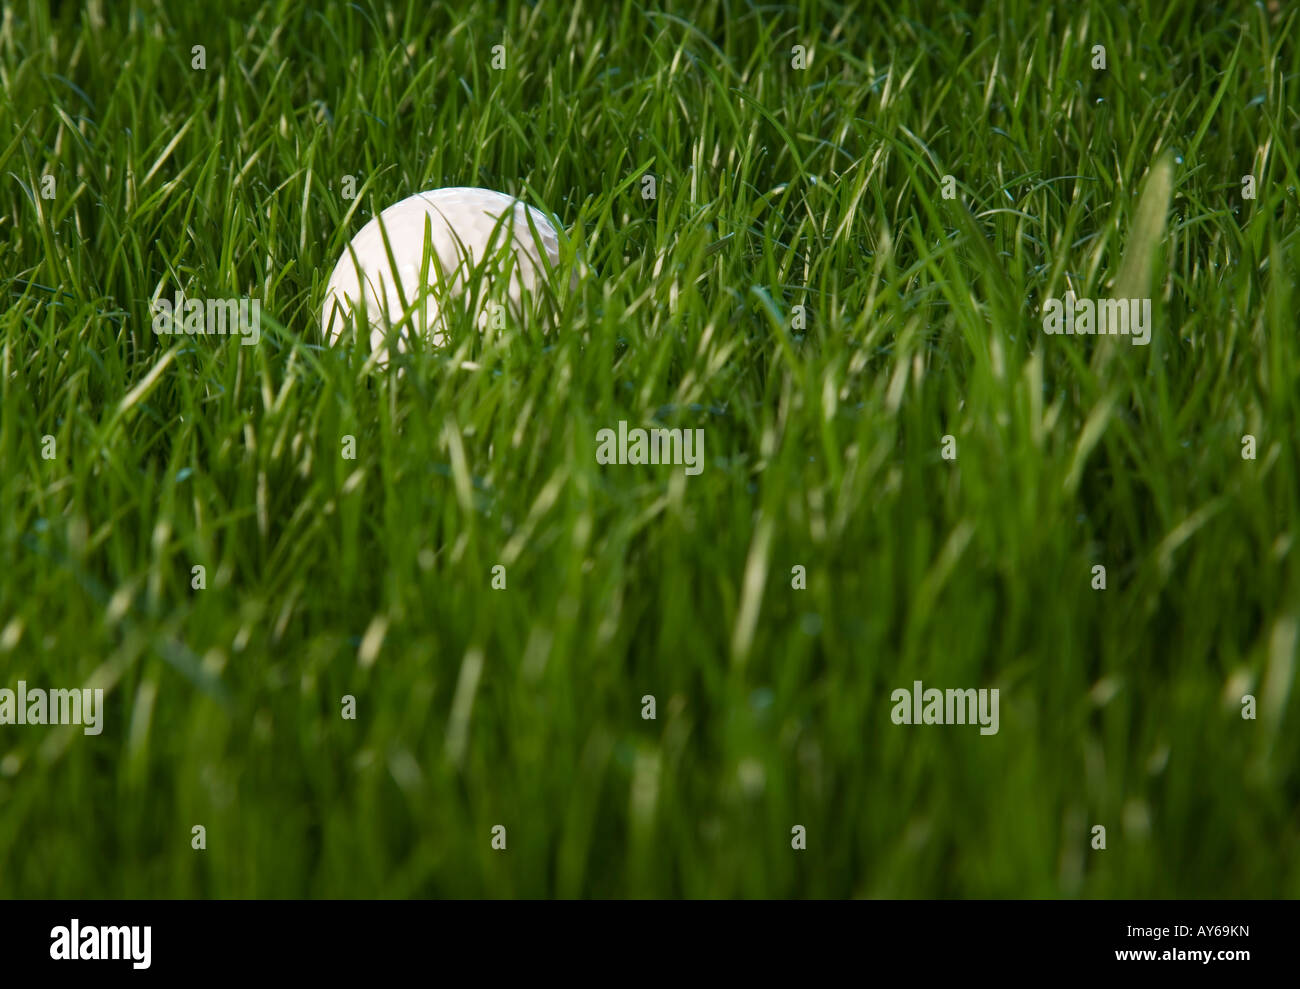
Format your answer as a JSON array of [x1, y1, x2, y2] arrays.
[[1, 0, 1297, 897]]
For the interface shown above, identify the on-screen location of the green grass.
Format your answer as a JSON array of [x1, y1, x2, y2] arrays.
[[1, 0, 1298, 898]]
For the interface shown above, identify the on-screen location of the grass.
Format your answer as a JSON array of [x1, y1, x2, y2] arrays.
[[1, 0, 1297, 898]]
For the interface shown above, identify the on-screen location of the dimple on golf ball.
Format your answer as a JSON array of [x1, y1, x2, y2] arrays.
[[321, 186, 569, 353]]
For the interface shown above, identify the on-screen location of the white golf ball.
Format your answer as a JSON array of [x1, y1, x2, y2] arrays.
[[321, 186, 568, 352]]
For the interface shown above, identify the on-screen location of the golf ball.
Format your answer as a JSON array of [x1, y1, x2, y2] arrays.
[[321, 186, 568, 352]]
